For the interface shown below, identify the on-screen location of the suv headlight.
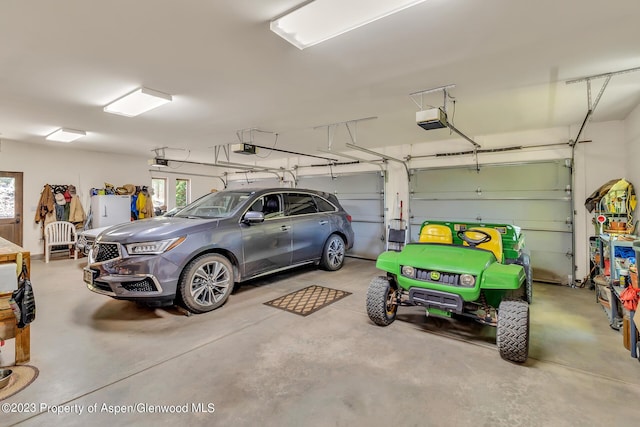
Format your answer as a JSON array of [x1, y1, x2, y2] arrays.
[[459, 274, 476, 287], [126, 237, 185, 255]]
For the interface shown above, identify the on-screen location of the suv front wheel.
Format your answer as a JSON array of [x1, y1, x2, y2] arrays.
[[179, 253, 234, 313]]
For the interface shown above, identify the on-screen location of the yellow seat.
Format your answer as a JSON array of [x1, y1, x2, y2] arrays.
[[419, 224, 453, 244], [462, 227, 503, 262]]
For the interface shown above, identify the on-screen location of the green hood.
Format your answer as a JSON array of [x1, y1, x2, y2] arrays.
[[377, 243, 494, 276]]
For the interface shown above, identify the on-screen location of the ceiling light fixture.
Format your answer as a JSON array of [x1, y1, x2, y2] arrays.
[[270, 0, 428, 49], [46, 128, 86, 143], [104, 87, 172, 117]]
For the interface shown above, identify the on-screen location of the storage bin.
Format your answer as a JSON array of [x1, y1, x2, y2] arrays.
[[0, 263, 17, 293]]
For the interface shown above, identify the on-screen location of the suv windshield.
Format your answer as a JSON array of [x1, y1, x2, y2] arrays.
[[175, 191, 253, 219]]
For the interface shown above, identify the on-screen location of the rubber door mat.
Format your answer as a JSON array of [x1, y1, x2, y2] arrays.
[[264, 285, 351, 316]]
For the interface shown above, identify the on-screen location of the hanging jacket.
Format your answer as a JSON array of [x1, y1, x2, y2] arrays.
[[131, 194, 139, 220], [35, 184, 55, 223], [145, 195, 154, 219], [68, 195, 86, 224], [136, 192, 148, 219], [44, 211, 56, 228]]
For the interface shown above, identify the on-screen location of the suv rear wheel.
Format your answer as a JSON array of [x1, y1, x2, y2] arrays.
[[320, 234, 346, 271], [179, 254, 234, 313]]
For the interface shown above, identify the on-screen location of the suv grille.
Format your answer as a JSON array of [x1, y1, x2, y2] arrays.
[[95, 243, 120, 262], [121, 279, 158, 293]]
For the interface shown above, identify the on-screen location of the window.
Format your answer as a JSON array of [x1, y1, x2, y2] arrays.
[[314, 196, 336, 213], [151, 178, 167, 213], [177, 191, 251, 219], [176, 179, 190, 208], [0, 177, 15, 218], [262, 194, 284, 219], [286, 193, 317, 216]]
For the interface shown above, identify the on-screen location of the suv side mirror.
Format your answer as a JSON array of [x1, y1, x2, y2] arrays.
[[243, 211, 265, 224]]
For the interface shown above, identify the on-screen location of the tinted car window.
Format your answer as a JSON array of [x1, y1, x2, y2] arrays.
[[262, 194, 284, 219], [313, 196, 336, 213], [286, 193, 318, 216], [176, 191, 252, 218]]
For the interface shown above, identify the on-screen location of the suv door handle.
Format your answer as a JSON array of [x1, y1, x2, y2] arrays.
[[281, 225, 291, 231], [318, 220, 328, 225]]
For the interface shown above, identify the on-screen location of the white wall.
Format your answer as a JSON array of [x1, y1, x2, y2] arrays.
[[0, 139, 223, 256]]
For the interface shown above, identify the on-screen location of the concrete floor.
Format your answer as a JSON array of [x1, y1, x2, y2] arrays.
[[3, 257, 640, 426]]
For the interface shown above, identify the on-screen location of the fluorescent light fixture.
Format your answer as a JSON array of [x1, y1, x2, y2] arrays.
[[104, 87, 172, 117], [46, 128, 86, 143], [270, 0, 428, 49]]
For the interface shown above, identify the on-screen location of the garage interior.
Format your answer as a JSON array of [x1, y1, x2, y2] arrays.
[[1, 0, 640, 425]]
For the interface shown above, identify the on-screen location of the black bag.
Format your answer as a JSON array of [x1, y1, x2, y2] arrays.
[[11, 263, 36, 328]]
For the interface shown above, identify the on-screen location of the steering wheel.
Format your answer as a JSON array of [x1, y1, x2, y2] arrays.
[[457, 229, 492, 247]]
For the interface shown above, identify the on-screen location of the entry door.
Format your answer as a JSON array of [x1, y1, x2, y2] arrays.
[[0, 171, 23, 245]]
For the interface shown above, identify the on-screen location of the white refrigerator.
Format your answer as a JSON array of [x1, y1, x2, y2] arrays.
[[90, 195, 131, 228]]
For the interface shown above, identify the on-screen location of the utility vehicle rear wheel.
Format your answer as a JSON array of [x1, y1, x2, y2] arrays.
[[522, 254, 533, 304], [497, 300, 529, 363], [366, 277, 398, 326]]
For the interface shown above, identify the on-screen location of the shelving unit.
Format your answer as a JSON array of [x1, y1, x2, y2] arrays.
[[595, 233, 638, 359], [0, 237, 31, 365]]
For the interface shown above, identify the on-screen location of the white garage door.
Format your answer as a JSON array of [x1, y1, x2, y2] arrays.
[[298, 172, 385, 260], [409, 160, 572, 283]]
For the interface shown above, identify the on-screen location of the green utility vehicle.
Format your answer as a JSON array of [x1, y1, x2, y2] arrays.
[[366, 220, 532, 362]]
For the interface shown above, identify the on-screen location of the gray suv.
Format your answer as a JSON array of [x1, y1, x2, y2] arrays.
[[83, 188, 354, 313]]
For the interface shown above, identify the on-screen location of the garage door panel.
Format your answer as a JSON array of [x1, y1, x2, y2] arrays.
[[526, 228, 572, 283], [298, 173, 384, 259], [412, 162, 568, 192], [338, 199, 381, 223], [410, 160, 572, 283], [351, 222, 385, 259], [410, 200, 570, 229]]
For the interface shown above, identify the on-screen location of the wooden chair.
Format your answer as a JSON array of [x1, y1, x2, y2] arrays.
[[44, 221, 78, 263]]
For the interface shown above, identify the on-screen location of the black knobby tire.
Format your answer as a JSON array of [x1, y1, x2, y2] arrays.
[[320, 234, 346, 271], [522, 253, 533, 304], [496, 300, 529, 363], [178, 253, 234, 314], [366, 277, 397, 326]]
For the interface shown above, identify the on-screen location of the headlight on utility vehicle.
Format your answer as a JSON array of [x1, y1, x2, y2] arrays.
[[126, 237, 185, 255], [459, 274, 476, 287], [401, 265, 415, 278]]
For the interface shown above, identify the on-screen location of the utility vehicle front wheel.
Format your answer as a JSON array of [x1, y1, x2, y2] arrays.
[[366, 277, 398, 326], [497, 300, 529, 363]]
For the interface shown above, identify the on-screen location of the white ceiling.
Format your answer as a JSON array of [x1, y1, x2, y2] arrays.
[[1, 0, 639, 163]]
